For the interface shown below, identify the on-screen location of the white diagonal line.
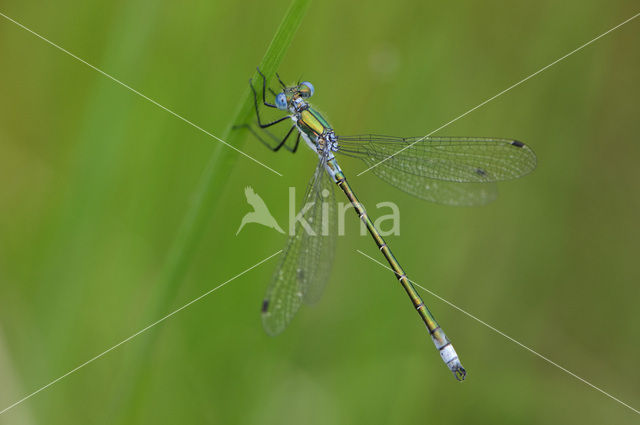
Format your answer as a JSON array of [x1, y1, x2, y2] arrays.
[[357, 11, 640, 177], [356, 249, 640, 415], [0, 250, 282, 416], [0, 11, 282, 177]]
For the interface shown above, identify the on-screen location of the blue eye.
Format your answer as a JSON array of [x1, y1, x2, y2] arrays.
[[300, 81, 314, 98], [275, 93, 288, 110]]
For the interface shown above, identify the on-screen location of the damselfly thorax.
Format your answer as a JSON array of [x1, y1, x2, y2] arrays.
[[290, 97, 339, 155]]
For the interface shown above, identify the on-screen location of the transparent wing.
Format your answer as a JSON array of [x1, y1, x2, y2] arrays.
[[338, 135, 536, 182], [261, 153, 336, 336], [373, 159, 498, 205], [337, 135, 536, 206], [297, 161, 336, 304]]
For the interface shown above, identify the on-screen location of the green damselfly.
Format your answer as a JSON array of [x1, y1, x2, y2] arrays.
[[236, 69, 536, 380]]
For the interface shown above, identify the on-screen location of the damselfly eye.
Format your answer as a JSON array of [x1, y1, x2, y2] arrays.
[[275, 93, 288, 110], [299, 81, 314, 98]]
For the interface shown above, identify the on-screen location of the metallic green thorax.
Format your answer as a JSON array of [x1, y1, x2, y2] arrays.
[[297, 107, 331, 140]]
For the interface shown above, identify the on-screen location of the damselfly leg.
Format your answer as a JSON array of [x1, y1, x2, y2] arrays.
[[257, 67, 277, 108], [232, 68, 300, 152]]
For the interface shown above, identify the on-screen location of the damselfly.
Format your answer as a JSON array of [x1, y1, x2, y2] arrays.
[[236, 68, 537, 380]]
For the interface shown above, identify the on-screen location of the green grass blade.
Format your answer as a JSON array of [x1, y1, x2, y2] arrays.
[[109, 0, 311, 421], [159, 0, 311, 315]]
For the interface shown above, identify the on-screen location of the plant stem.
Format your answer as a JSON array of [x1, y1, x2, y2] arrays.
[[108, 0, 311, 422]]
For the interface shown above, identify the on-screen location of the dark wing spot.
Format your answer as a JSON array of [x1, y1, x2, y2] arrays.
[[511, 140, 525, 148], [261, 300, 269, 313], [475, 168, 487, 176]]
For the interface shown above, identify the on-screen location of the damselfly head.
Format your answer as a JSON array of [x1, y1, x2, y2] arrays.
[[274, 81, 314, 111]]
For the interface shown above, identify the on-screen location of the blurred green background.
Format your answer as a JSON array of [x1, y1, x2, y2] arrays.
[[1, 0, 639, 424]]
